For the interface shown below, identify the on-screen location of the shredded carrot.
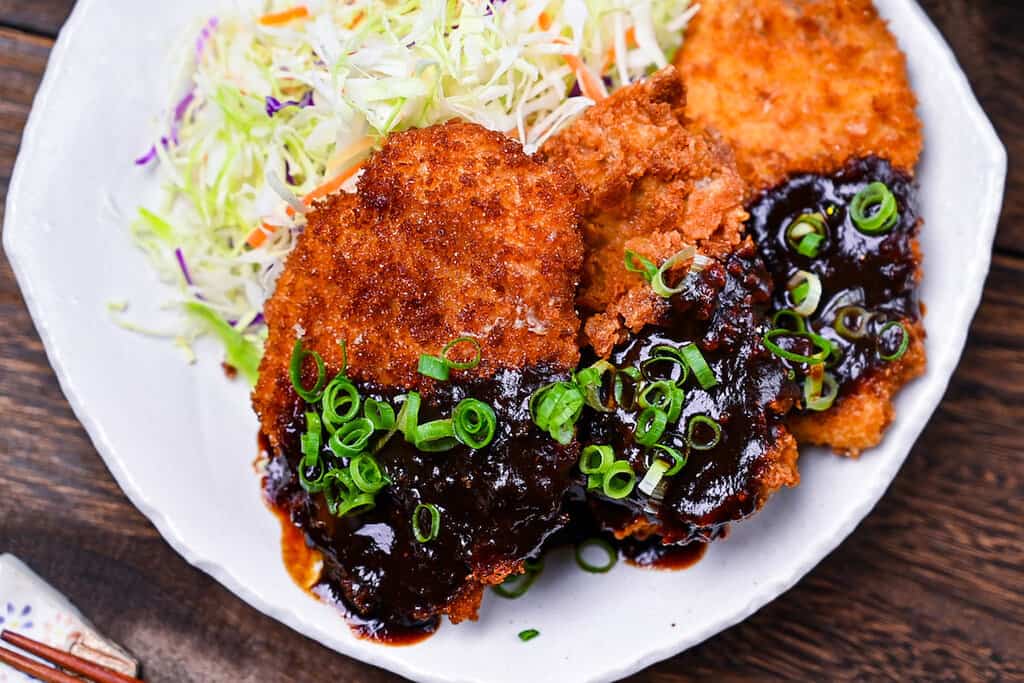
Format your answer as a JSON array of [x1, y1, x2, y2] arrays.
[[601, 27, 637, 74], [285, 162, 366, 216], [537, 11, 553, 30], [258, 6, 310, 26], [348, 10, 365, 29], [561, 53, 607, 102], [247, 221, 280, 248]]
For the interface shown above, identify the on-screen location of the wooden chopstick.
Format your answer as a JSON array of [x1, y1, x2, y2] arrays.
[[1, 630, 142, 683], [0, 643, 83, 683]]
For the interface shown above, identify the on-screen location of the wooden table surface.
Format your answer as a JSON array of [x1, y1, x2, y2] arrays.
[[0, 2, 1020, 681]]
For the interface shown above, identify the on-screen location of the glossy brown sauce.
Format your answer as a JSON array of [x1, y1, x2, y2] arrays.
[[746, 156, 921, 402], [579, 242, 797, 543], [621, 538, 708, 570]]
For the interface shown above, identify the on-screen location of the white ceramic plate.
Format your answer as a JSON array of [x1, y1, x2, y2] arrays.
[[3, 1, 1006, 681]]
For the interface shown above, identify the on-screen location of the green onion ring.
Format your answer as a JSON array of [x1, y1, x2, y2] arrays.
[[772, 309, 808, 334], [363, 398, 396, 431], [530, 381, 584, 445], [850, 182, 899, 234], [298, 412, 328, 493], [640, 354, 688, 386], [586, 473, 603, 490], [638, 380, 685, 422], [493, 571, 539, 599], [878, 321, 911, 361], [787, 270, 822, 317], [613, 366, 642, 410], [651, 246, 697, 298], [651, 443, 688, 476], [575, 360, 616, 412], [763, 329, 832, 364], [289, 339, 327, 403], [638, 458, 670, 496], [349, 453, 388, 494], [680, 343, 718, 389], [803, 371, 839, 412], [414, 418, 458, 452], [335, 493, 376, 518], [396, 392, 422, 441], [442, 336, 482, 370], [579, 444, 614, 474], [575, 538, 618, 573], [412, 503, 441, 543], [833, 305, 873, 340], [687, 415, 722, 451], [785, 212, 828, 255], [452, 398, 497, 449], [624, 250, 658, 281], [518, 629, 540, 642], [634, 406, 669, 447], [328, 418, 375, 457], [322, 376, 361, 432], [417, 354, 450, 381]]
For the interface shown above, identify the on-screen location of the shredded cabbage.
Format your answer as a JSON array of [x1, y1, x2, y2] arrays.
[[129, 0, 698, 382]]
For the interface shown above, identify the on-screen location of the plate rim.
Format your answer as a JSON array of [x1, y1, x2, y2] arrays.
[[2, 1, 1007, 681]]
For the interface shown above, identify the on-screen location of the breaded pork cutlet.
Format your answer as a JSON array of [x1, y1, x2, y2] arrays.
[[254, 121, 584, 635], [677, 0, 926, 456], [543, 68, 799, 544], [676, 0, 923, 193]]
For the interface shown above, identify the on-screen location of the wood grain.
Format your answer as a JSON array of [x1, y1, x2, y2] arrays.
[[0, 2, 1021, 682]]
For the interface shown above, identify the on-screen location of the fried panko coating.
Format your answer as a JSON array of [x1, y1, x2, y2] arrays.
[[676, 0, 923, 192], [256, 121, 584, 443], [254, 121, 584, 625], [542, 66, 749, 356]]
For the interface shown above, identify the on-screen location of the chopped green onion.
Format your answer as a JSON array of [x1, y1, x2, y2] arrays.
[[786, 212, 828, 256], [613, 366, 642, 410], [298, 412, 328, 493], [322, 376, 361, 432], [640, 351, 688, 386], [638, 380, 685, 422], [686, 415, 722, 451], [328, 417, 375, 457], [289, 338, 327, 403], [493, 559, 543, 599], [772, 309, 808, 334], [797, 233, 825, 258], [602, 461, 636, 499], [680, 343, 718, 389], [442, 336, 482, 370], [349, 453, 388, 493], [763, 329, 833, 365], [417, 354, 450, 381], [638, 458, 670, 496], [452, 398, 497, 449], [634, 407, 668, 447], [364, 398, 396, 431], [624, 250, 658, 281], [579, 444, 614, 474], [415, 419, 458, 452], [586, 473, 603, 491], [850, 182, 899, 234], [575, 538, 617, 573], [803, 370, 839, 412], [787, 270, 822, 317], [396, 392, 422, 440], [834, 306, 872, 340], [651, 246, 697, 298], [575, 360, 616, 412], [651, 443, 688, 476], [530, 381, 584, 445], [518, 629, 540, 642], [878, 321, 911, 361], [412, 503, 441, 543], [335, 493, 376, 518]]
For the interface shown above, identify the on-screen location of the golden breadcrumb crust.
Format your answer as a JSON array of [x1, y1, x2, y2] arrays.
[[542, 66, 749, 356], [676, 0, 923, 192]]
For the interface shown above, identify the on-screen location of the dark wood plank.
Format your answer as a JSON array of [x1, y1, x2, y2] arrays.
[[0, 2, 1021, 682], [0, 0, 73, 37]]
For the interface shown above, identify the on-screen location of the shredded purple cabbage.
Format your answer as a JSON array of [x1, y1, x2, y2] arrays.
[[175, 248, 195, 286], [265, 90, 315, 117], [284, 159, 296, 186], [196, 17, 219, 59]]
